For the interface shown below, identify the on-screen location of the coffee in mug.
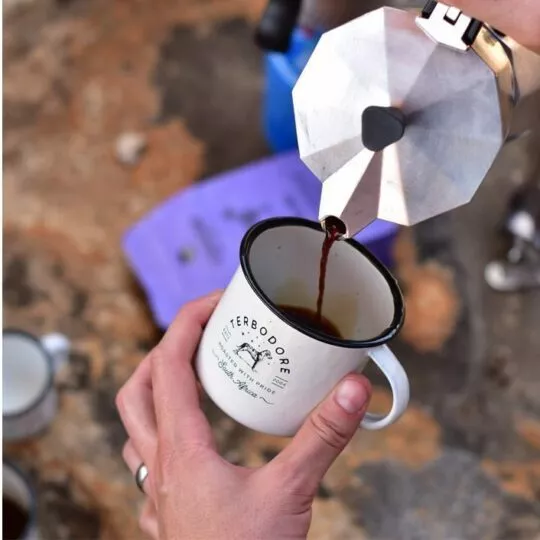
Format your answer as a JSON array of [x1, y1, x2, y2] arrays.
[[277, 305, 342, 339], [196, 217, 409, 436], [2, 462, 37, 540]]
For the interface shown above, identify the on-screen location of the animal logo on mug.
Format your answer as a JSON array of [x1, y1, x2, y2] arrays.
[[212, 313, 292, 407], [234, 343, 273, 372]]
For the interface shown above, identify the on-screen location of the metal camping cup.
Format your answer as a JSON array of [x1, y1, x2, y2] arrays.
[[3, 330, 70, 441], [196, 217, 409, 436], [2, 461, 38, 540]]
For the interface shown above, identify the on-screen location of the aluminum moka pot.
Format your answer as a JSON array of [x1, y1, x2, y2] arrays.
[[292, 1, 540, 237]]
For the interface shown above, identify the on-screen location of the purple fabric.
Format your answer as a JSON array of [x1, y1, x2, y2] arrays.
[[122, 152, 398, 328]]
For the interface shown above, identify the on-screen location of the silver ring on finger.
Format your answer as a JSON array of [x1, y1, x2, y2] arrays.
[[135, 463, 149, 493]]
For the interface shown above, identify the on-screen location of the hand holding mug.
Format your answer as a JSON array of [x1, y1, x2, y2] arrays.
[[117, 293, 372, 540]]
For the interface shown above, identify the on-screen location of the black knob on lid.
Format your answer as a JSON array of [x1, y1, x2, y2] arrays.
[[362, 106, 406, 152], [254, 0, 302, 53]]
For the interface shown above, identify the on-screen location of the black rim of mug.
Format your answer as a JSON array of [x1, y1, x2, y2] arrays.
[[240, 217, 405, 349], [2, 329, 55, 419], [3, 460, 36, 540]]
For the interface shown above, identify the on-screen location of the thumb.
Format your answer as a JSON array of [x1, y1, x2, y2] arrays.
[[271, 375, 371, 495]]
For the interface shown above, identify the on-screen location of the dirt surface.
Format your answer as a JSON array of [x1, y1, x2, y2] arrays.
[[4, 1, 540, 539]]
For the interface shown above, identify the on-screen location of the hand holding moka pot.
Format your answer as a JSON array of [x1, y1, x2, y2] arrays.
[[293, 2, 540, 238]]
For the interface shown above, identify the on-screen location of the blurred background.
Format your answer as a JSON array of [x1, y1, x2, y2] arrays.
[[3, 0, 540, 538]]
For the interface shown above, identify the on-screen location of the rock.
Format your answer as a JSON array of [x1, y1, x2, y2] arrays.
[[115, 132, 147, 166]]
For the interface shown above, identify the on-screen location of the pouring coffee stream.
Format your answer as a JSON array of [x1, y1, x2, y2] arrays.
[[317, 216, 346, 323]]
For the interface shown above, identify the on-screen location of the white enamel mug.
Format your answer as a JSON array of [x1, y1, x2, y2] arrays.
[[196, 217, 409, 436], [3, 330, 70, 441], [3, 461, 39, 540]]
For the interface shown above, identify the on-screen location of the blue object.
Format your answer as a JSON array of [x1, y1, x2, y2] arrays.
[[263, 28, 320, 152]]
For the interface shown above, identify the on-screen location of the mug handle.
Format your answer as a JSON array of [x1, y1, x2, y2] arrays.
[[359, 345, 410, 431], [40, 333, 71, 373]]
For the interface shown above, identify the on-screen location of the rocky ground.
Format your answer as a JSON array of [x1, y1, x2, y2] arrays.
[[4, 0, 540, 538]]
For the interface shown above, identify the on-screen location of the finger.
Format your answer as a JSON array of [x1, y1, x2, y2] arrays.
[[139, 500, 160, 540], [447, 0, 540, 51], [122, 439, 142, 476], [152, 291, 223, 449], [116, 354, 157, 466], [269, 375, 371, 495]]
